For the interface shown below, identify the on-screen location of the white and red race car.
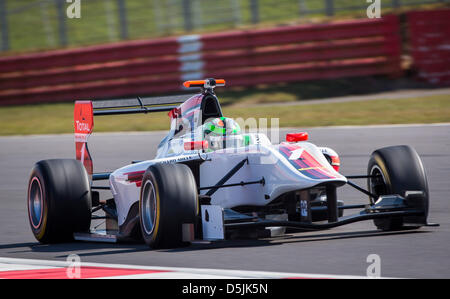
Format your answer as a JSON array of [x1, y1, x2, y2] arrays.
[[27, 79, 436, 248]]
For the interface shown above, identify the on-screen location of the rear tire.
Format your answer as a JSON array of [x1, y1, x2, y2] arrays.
[[139, 163, 198, 249], [367, 145, 429, 231], [27, 159, 92, 243]]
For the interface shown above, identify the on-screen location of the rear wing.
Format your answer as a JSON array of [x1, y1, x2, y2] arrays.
[[91, 94, 194, 116], [74, 94, 195, 175]]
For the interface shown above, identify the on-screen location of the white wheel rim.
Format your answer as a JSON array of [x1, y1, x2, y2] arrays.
[[141, 180, 157, 235], [28, 177, 43, 229]]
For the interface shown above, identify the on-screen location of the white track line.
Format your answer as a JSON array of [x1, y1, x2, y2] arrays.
[[0, 257, 379, 279]]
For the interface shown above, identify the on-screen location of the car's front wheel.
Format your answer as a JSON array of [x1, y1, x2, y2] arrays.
[[367, 145, 429, 231], [139, 163, 198, 249]]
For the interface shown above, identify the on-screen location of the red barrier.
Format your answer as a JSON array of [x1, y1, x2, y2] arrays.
[[201, 15, 401, 87], [202, 16, 397, 50], [210, 57, 398, 87], [0, 56, 181, 90], [408, 9, 450, 85], [203, 38, 395, 70], [0, 16, 402, 105], [0, 37, 179, 73]]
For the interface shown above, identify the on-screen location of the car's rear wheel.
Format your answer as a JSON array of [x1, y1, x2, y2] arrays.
[[27, 159, 92, 243], [367, 145, 429, 231], [139, 163, 198, 249]]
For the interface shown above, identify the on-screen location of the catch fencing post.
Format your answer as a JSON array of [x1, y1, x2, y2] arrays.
[[392, 0, 401, 8], [325, 0, 334, 16], [55, 0, 68, 47], [117, 0, 128, 39], [298, 0, 308, 17], [182, 0, 193, 31], [0, 0, 9, 51], [250, 0, 260, 24]]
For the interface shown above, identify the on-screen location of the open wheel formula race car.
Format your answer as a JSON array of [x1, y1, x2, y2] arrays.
[[27, 78, 438, 248]]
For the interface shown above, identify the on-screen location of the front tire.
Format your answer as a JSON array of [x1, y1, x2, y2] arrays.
[[367, 145, 429, 231], [27, 159, 92, 243], [139, 163, 198, 249]]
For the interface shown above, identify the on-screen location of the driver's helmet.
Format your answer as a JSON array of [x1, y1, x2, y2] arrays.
[[203, 117, 243, 150]]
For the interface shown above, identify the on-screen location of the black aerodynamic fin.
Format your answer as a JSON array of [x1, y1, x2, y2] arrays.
[[91, 94, 196, 116]]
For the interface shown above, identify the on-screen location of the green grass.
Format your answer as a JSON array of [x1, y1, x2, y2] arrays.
[[0, 94, 448, 136], [3, 0, 447, 54], [225, 95, 450, 127]]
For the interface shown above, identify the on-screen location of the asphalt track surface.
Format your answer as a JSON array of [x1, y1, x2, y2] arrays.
[[0, 124, 449, 278]]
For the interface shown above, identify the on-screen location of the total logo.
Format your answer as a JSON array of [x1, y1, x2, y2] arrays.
[[75, 120, 91, 132]]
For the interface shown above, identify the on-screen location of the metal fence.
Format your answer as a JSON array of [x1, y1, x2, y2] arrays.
[[0, 0, 448, 53]]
